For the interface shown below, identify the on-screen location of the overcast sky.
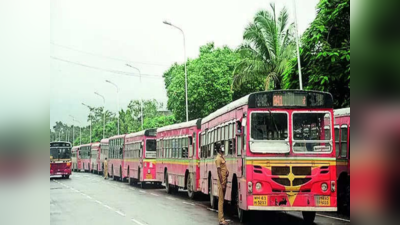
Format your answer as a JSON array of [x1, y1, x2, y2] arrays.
[[50, 0, 320, 128]]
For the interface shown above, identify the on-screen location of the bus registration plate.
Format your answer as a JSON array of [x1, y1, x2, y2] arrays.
[[253, 196, 267, 206], [316, 196, 330, 206]]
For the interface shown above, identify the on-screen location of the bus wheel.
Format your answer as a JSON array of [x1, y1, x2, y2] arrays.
[[120, 167, 123, 182], [187, 174, 195, 199], [65, 175, 70, 179], [209, 179, 218, 210], [235, 184, 247, 222], [346, 185, 350, 214], [165, 171, 172, 194], [112, 166, 115, 180], [302, 211, 316, 224]]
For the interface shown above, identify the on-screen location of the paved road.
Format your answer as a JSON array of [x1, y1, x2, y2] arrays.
[[50, 173, 350, 225]]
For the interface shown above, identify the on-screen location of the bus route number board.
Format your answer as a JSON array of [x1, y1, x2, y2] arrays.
[[253, 196, 268, 206], [316, 196, 330, 206]]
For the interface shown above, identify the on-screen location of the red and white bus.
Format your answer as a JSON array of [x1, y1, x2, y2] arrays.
[[90, 142, 100, 174], [199, 90, 337, 223], [50, 141, 72, 178], [124, 129, 159, 188], [71, 145, 80, 172], [78, 143, 91, 172], [156, 119, 202, 198], [98, 138, 109, 175], [108, 134, 126, 180], [334, 108, 350, 212]]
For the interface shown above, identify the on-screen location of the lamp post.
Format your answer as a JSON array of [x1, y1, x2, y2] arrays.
[[95, 92, 106, 139], [126, 64, 144, 130], [163, 20, 189, 122], [82, 103, 92, 143], [69, 115, 75, 146], [292, 0, 303, 90], [106, 80, 120, 135]]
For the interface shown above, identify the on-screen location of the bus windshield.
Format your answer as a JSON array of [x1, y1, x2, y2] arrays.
[[145, 139, 156, 158], [50, 147, 71, 159], [292, 112, 332, 153], [250, 112, 289, 153]]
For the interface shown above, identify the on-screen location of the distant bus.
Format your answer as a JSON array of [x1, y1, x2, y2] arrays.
[[90, 142, 100, 174], [71, 145, 80, 172], [156, 119, 202, 198], [50, 141, 72, 178], [107, 134, 126, 180], [199, 90, 337, 223], [125, 129, 159, 188], [334, 108, 350, 213], [78, 143, 91, 172], [98, 138, 109, 175]]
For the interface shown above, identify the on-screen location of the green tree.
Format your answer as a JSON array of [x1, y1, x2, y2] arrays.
[[233, 3, 295, 90], [163, 43, 240, 122], [283, 0, 350, 108]]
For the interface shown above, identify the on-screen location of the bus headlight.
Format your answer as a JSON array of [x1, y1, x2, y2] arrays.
[[321, 183, 328, 192], [248, 182, 253, 193], [147, 169, 151, 174], [66, 162, 71, 167], [255, 182, 262, 191]]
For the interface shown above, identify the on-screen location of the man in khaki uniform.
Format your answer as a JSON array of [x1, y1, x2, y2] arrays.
[[104, 158, 108, 179], [215, 142, 229, 225]]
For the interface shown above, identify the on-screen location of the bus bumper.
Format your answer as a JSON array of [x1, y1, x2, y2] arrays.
[[50, 169, 71, 176], [248, 206, 337, 211]]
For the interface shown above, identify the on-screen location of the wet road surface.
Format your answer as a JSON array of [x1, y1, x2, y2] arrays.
[[50, 173, 350, 225]]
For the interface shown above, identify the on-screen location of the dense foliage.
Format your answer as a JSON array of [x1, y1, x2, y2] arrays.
[[283, 0, 350, 107], [233, 3, 295, 90], [164, 43, 244, 122], [50, 99, 175, 145]]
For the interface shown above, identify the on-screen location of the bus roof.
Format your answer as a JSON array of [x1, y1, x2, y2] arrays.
[[334, 107, 350, 117], [80, 143, 92, 147], [202, 94, 250, 124], [157, 119, 201, 132], [91, 142, 100, 147], [109, 134, 126, 140], [100, 138, 109, 144], [125, 129, 157, 138]]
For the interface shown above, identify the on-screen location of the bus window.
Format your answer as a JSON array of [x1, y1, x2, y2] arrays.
[[341, 125, 348, 158], [335, 127, 340, 157]]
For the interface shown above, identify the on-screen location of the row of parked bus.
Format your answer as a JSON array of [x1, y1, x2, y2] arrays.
[[66, 90, 350, 222]]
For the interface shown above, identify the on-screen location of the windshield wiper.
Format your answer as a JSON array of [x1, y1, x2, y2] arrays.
[[268, 110, 281, 139]]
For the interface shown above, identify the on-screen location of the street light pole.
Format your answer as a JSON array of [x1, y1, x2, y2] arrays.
[[95, 92, 106, 139], [106, 80, 120, 135], [126, 64, 144, 130], [73, 119, 82, 145], [82, 103, 92, 143], [163, 21, 189, 122], [292, 0, 303, 90], [69, 115, 75, 146]]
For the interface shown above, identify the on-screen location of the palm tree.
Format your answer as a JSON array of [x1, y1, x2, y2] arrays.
[[233, 3, 295, 90]]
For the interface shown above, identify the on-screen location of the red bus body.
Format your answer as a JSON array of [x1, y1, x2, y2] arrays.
[[199, 91, 337, 221], [156, 119, 202, 197], [334, 108, 350, 211], [124, 129, 159, 186], [71, 146, 79, 172], [90, 142, 100, 173], [108, 134, 126, 180], [50, 141, 72, 177], [78, 143, 92, 172], [98, 138, 109, 175]]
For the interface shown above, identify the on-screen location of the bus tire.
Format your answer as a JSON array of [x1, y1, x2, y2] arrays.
[[112, 166, 115, 180], [165, 171, 172, 194], [346, 184, 350, 214], [237, 207, 248, 223], [187, 173, 195, 199], [65, 175, 70, 179], [120, 166, 123, 182], [302, 211, 316, 224], [209, 177, 218, 210]]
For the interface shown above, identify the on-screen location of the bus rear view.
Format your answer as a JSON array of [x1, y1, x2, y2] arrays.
[[50, 141, 72, 178]]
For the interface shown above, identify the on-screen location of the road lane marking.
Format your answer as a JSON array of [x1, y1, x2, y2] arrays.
[[131, 218, 146, 225], [95, 200, 102, 204], [316, 213, 350, 223], [115, 210, 125, 217], [103, 204, 113, 210], [139, 190, 147, 193], [166, 197, 176, 201], [207, 208, 218, 213], [150, 193, 159, 197], [183, 202, 195, 206]]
